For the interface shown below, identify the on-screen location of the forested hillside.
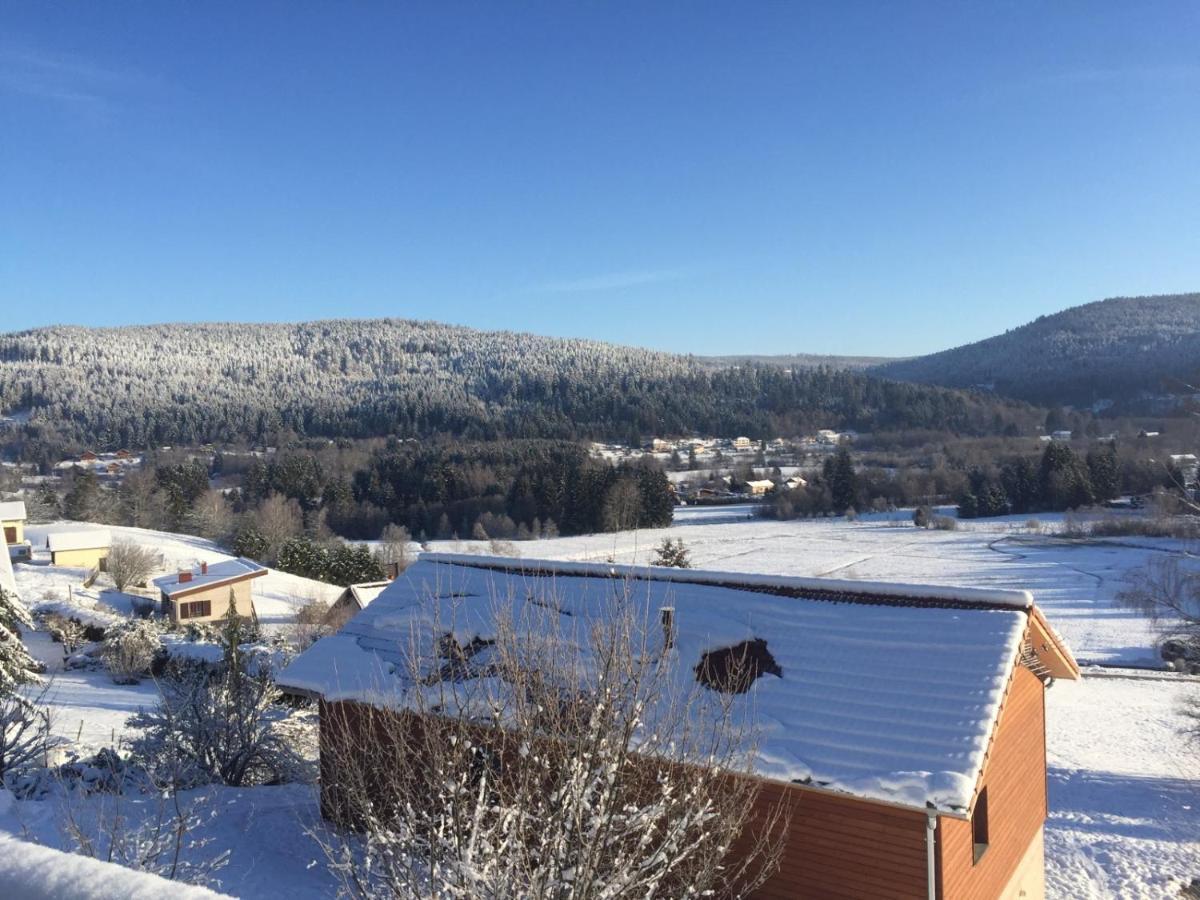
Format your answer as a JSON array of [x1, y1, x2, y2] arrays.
[[873, 294, 1200, 409], [0, 319, 1034, 451]]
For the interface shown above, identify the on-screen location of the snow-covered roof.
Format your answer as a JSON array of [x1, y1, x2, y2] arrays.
[[153, 557, 267, 598], [0, 500, 26, 522], [46, 530, 111, 553], [280, 553, 1073, 813], [345, 580, 392, 610], [0, 833, 233, 900]]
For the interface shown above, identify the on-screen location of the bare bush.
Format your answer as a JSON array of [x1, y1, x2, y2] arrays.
[[59, 751, 230, 887], [313, 589, 783, 899], [107, 540, 160, 592]]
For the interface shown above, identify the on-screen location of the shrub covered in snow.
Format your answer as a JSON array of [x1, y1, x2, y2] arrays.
[[130, 609, 302, 788], [101, 619, 164, 685]]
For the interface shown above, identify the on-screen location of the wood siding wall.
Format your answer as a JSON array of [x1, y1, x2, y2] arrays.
[[936, 665, 1046, 899], [746, 779, 929, 900], [319, 664, 1050, 900]]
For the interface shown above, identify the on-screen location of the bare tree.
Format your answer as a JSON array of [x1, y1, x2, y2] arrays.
[[107, 540, 160, 592], [601, 476, 642, 532], [314, 585, 784, 898], [186, 489, 234, 542], [1119, 555, 1200, 673], [375, 523, 413, 573], [254, 494, 304, 563]]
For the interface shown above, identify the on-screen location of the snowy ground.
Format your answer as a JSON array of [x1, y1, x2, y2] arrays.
[[4, 511, 1198, 897], [1046, 674, 1200, 898]]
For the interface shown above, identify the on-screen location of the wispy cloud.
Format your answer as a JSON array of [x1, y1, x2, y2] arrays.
[[0, 43, 159, 116], [534, 267, 695, 294]]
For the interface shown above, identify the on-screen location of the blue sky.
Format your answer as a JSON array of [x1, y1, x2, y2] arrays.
[[1, 3, 1197, 356]]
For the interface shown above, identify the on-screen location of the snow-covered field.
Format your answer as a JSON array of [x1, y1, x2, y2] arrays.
[[4, 511, 1198, 897]]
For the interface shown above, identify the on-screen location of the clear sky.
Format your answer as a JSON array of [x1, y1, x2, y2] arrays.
[[2, 2, 1198, 357]]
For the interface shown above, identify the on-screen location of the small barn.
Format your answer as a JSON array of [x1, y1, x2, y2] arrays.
[[46, 530, 112, 569], [280, 554, 1078, 900], [153, 558, 267, 624], [323, 580, 393, 629]]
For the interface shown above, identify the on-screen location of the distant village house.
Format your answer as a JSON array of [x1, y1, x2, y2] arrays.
[[744, 479, 775, 496]]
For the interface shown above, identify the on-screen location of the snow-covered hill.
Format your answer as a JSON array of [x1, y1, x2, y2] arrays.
[[873, 292, 1200, 409]]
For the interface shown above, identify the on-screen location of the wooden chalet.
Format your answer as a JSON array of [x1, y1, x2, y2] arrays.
[[279, 554, 1078, 900]]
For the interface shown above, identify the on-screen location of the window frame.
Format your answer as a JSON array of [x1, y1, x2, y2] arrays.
[[178, 598, 212, 620], [971, 786, 990, 865]]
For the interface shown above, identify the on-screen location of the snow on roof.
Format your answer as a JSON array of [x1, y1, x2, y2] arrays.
[[0, 500, 26, 522], [153, 557, 267, 598], [0, 832, 233, 900], [347, 580, 392, 610], [280, 554, 1042, 812], [46, 530, 111, 553]]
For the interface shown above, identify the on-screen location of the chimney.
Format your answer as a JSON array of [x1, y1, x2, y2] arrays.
[[660, 606, 676, 650], [178, 570, 192, 584], [200, 561, 208, 575]]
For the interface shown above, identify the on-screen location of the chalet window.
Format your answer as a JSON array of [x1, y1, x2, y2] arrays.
[[972, 787, 990, 864], [179, 599, 212, 620]]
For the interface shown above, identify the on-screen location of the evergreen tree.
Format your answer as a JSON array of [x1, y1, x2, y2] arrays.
[[63, 469, 102, 521], [0, 587, 40, 692], [231, 525, 270, 561], [825, 447, 858, 514], [1039, 442, 1094, 510], [1086, 444, 1120, 503]]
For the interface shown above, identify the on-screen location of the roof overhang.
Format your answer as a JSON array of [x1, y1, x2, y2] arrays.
[[1026, 606, 1081, 680]]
